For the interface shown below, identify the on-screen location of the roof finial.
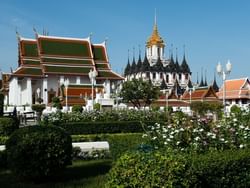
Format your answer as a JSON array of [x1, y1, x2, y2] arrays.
[[133, 47, 135, 58], [176, 47, 178, 62], [139, 45, 141, 56], [171, 44, 174, 58], [104, 37, 108, 46], [15, 27, 20, 40], [127, 49, 130, 63], [204, 69, 208, 86], [33, 26, 38, 38], [196, 72, 199, 85]]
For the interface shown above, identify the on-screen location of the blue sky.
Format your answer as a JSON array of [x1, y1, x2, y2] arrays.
[[0, 0, 250, 85]]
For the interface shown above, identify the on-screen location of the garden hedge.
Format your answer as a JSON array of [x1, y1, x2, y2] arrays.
[[0, 117, 19, 136], [106, 149, 250, 187], [54, 121, 157, 135], [0, 93, 4, 117], [6, 126, 72, 180], [72, 133, 144, 160]]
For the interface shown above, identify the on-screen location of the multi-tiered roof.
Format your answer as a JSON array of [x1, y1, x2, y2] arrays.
[[14, 34, 123, 80], [124, 52, 191, 76]]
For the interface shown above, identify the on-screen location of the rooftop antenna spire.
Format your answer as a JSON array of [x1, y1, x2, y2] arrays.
[[183, 44, 186, 57], [154, 8, 157, 26]]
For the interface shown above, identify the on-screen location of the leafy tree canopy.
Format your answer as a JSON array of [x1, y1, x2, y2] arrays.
[[120, 78, 160, 108]]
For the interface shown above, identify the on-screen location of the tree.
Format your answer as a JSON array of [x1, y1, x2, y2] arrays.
[[190, 101, 223, 117], [120, 78, 160, 108]]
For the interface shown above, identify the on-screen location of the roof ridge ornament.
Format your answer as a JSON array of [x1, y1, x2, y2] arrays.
[[15, 27, 20, 41], [33, 26, 38, 38]]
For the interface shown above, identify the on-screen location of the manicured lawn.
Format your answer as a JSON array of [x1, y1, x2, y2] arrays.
[[0, 160, 112, 188]]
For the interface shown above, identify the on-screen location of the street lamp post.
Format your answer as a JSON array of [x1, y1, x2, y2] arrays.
[[64, 79, 69, 112], [217, 60, 232, 114], [88, 69, 98, 110]]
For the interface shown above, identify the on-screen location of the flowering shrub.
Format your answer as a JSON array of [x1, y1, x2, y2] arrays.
[[143, 112, 250, 153], [44, 109, 168, 124]]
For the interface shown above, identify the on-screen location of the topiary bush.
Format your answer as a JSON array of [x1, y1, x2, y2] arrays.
[[57, 121, 152, 135], [71, 133, 144, 160], [0, 117, 19, 136], [72, 105, 83, 113], [6, 126, 72, 180], [106, 149, 250, 187]]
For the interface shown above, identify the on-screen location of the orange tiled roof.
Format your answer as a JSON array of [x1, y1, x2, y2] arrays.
[[217, 78, 250, 99], [223, 78, 248, 91]]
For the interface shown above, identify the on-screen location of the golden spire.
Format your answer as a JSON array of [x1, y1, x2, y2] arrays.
[[146, 10, 165, 47]]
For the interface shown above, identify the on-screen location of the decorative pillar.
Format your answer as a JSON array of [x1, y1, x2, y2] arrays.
[[76, 76, 81, 84], [26, 78, 32, 105], [59, 76, 64, 84], [105, 80, 111, 98], [9, 77, 18, 105], [42, 78, 48, 105]]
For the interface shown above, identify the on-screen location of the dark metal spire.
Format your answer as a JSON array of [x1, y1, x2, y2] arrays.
[[204, 69, 208, 86]]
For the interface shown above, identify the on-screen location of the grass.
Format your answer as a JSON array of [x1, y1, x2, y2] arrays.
[[0, 159, 112, 188]]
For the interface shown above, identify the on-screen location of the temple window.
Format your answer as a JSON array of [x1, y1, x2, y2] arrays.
[[160, 73, 163, 79], [153, 72, 156, 79]]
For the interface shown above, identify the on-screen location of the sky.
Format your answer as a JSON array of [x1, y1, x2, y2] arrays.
[[0, 0, 250, 85]]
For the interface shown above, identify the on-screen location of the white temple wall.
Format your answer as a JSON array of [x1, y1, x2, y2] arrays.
[[42, 78, 48, 105], [9, 77, 18, 106], [47, 76, 59, 94]]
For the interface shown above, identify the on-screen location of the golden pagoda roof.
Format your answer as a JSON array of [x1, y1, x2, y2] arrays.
[[146, 23, 165, 47]]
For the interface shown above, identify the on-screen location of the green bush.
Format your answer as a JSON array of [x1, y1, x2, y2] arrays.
[[0, 117, 19, 136], [6, 126, 72, 180], [0, 92, 4, 117], [56, 121, 149, 135], [31, 104, 45, 113], [0, 150, 7, 169], [71, 133, 144, 160], [94, 103, 101, 111], [52, 96, 62, 110], [72, 105, 83, 113], [0, 135, 8, 145], [106, 149, 250, 187]]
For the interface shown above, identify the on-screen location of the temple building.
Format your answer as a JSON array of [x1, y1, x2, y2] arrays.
[[124, 17, 191, 90], [1, 32, 123, 109]]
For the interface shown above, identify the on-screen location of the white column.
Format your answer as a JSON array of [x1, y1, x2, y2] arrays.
[[156, 72, 160, 80], [42, 78, 48, 105], [60, 76, 64, 84], [76, 76, 81, 84], [26, 78, 32, 105], [18, 84, 21, 105], [105, 80, 111, 98], [9, 77, 18, 106]]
